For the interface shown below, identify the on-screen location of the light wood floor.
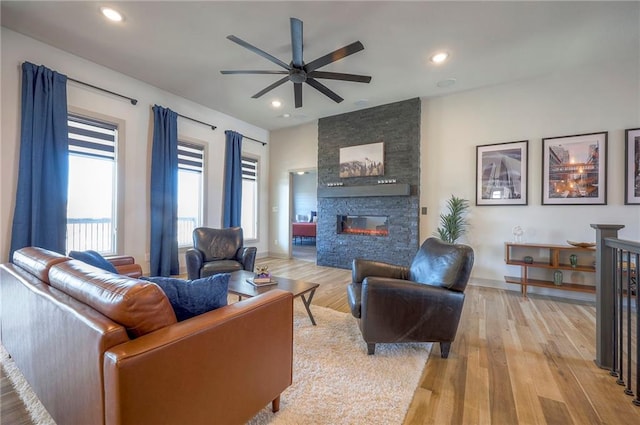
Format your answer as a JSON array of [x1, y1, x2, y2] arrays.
[[2, 256, 639, 424]]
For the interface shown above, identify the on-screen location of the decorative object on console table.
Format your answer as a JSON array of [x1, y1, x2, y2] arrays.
[[504, 242, 596, 298], [624, 127, 640, 205], [476, 140, 528, 206], [542, 132, 608, 205], [569, 254, 578, 268], [553, 270, 563, 285]]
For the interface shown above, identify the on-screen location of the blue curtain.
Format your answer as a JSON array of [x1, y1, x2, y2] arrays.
[[223, 130, 243, 227], [150, 105, 179, 276], [9, 62, 69, 261]]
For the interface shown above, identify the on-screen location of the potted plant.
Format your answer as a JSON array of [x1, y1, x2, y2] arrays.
[[435, 195, 470, 243]]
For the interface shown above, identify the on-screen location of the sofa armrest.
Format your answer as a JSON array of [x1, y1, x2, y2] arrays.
[[185, 248, 203, 279], [238, 246, 257, 272], [103, 289, 293, 425], [106, 255, 143, 278], [352, 258, 409, 283]]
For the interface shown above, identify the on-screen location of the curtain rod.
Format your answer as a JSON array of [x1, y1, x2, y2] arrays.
[[177, 113, 217, 130], [243, 135, 267, 146], [68, 77, 138, 105]]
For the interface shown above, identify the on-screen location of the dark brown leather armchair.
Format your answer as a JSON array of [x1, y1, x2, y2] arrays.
[[347, 237, 474, 358], [185, 227, 257, 279]]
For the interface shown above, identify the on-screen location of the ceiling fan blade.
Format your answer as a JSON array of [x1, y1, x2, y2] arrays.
[[294, 82, 303, 108], [306, 78, 344, 103], [290, 18, 304, 68], [221, 70, 289, 75], [227, 35, 291, 70], [304, 41, 365, 72], [251, 76, 290, 99], [307, 71, 371, 83]]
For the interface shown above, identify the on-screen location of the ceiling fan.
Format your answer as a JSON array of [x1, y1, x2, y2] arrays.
[[221, 17, 371, 108]]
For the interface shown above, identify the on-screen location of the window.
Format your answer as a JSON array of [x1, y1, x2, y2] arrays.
[[241, 156, 258, 240], [66, 115, 118, 254], [177, 142, 204, 247]]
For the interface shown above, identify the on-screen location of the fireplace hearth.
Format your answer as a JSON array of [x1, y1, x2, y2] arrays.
[[337, 215, 389, 236]]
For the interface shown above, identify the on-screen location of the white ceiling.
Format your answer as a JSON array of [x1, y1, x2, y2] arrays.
[[2, 1, 638, 131]]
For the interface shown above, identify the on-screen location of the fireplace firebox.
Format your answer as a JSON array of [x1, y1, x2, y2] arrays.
[[337, 215, 389, 236]]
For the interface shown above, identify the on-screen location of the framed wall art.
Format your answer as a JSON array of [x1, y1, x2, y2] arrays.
[[625, 127, 640, 205], [476, 140, 528, 206], [542, 132, 607, 205], [339, 141, 384, 178]]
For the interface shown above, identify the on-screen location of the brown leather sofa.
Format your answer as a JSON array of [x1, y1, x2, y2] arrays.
[[0, 247, 293, 425]]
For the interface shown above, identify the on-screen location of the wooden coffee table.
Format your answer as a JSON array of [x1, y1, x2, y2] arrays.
[[228, 270, 320, 325]]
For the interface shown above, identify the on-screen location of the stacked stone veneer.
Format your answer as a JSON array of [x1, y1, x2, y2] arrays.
[[317, 98, 421, 269]]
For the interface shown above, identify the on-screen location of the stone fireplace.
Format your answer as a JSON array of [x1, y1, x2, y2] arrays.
[[316, 98, 421, 269]]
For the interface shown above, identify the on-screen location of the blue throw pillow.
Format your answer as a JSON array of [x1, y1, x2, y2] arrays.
[[69, 250, 119, 274], [143, 274, 230, 321]]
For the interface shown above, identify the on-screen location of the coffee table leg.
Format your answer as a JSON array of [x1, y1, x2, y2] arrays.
[[300, 289, 317, 326]]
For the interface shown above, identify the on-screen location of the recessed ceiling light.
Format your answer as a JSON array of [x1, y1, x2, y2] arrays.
[[282, 113, 291, 118], [100, 7, 123, 22], [437, 78, 457, 88], [271, 100, 282, 108], [430, 52, 449, 64]]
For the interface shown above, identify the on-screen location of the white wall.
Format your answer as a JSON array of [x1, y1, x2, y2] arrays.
[[268, 122, 318, 257], [421, 59, 640, 294], [1, 28, 270, 271]]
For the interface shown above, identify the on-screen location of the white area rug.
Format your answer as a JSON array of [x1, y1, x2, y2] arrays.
[[248, 303, 431, 425], [1, 304, 430, 425]]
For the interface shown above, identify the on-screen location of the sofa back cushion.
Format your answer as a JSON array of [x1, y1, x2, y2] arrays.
[[13, 247, 70, 284], [49, 260, 177, 338]]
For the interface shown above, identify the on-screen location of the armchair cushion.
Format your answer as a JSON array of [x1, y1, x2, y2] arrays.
[[409, 238, 474, 292], [69, 250, 118, 274], [143, 274, 230, 321], [194, 227, 242, 262]]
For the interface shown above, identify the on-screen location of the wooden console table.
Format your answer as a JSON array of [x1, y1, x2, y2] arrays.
[[504, 242, 596, 298]]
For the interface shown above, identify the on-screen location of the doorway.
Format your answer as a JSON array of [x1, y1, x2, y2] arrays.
[[290, 169, 317, 262]]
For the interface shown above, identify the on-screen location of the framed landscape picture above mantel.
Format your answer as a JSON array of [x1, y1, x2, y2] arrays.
[[339, 141, 384, 178], [625, 127, 640, 205], [476, 140, 528, 206], [542, 131, 607, 205]]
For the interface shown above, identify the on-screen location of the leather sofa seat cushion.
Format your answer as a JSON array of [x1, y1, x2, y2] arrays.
[[13, 247, 70, 284], [49, 260, 177, 338], [201, 260, 243, 277]]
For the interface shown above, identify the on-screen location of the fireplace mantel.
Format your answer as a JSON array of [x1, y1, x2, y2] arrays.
[[317, 183, 410, 198]]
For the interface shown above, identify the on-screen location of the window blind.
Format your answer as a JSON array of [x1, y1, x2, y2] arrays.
[[178, 142, 204, 172], [68, 114, 117, 160], [242, 157, 257, 181]]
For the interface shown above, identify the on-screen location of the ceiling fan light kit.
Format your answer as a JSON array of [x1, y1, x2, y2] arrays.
[[221, 17, 371, 108]]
